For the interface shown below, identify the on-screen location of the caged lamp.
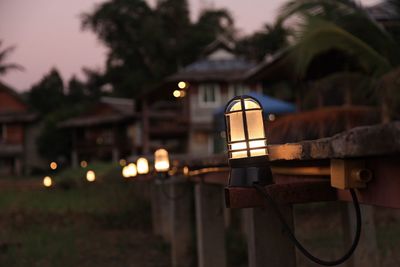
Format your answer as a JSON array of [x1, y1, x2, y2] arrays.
[[154, 148, 170, 178], [224, 95, 273, 187], [137, 157, 149, 175]]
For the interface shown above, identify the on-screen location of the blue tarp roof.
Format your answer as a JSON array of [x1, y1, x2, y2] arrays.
[[213, 92, 296, 131]]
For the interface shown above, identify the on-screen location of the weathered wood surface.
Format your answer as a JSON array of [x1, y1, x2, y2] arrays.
[[225, 180, 336, 208], [170, 181, 194, 267], [245, 205, 296, 267], [195, 183, 227, 267], [183, 122, 400, 168]]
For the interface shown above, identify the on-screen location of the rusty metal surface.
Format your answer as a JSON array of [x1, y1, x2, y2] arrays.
[[225, 180, 336, 208]]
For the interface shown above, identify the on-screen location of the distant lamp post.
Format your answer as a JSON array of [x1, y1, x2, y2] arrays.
[[178, 81, 187, 89], [119, 159, 127, 166], [224, 95, 272, 187], [50, 162, 57, 170], [173, 90, 181, 98], [43, 176, 53, 188], [86, 170, 96, 182], [137, 157, 149, 175], [122, 163, 137, 178], [80, 160, 88, 168], [154, 148, 170, 175]]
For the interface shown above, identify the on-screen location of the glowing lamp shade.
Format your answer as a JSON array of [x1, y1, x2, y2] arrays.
[[86, 170, 96, 182], [224, 95, 272, 187], [225, 96, 267, 159], [154, 148, 170, 173], [50, 162, 57, 170], [137, 157, 149, 174], [43, 176, 52, 187], [123, 163, 137, 178]]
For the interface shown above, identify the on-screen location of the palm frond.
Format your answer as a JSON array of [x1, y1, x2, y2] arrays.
[[290, 18, 391, 78], [0, 63, 25, 75]]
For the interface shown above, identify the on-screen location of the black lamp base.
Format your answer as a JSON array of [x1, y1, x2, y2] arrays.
[[156, 172, 169, 181], [228, 156, 273, 187]]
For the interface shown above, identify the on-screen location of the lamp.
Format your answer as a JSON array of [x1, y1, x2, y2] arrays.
[[154, 148, 170, 176], [86, 170, 96, 182], [122, 163, 137, 178], [43, 176, 53, 188], [224, 97, 362, 266], [137, 157, 149, 175], [224, 95, 273, 187]]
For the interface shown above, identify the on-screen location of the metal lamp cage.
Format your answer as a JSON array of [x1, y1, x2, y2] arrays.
[[224, 95, 268, 160], [154, 148, 170, 173]]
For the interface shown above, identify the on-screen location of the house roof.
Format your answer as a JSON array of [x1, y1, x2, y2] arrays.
[[167, 58, 256, 82], [366, 2, 400, 22], [0, 81, 38, 123], [167, 36, 255, 83], [59, 97, 136, 128], [244, 48, 297, 82]]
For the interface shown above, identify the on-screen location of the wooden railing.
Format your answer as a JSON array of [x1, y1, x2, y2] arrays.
[[134, 122, 400, 267]]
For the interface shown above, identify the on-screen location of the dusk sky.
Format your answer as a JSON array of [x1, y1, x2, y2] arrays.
[[0, 0, 381, 91]]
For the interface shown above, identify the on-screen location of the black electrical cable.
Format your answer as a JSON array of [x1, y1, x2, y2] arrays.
[[253, 183, 361, 266]]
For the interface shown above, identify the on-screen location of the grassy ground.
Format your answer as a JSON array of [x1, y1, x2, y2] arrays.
[[0, 163, 170, 267], [1, 164, 399, 267]]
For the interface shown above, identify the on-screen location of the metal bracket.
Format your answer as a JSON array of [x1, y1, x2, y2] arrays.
[[330, 159, 373, 189]]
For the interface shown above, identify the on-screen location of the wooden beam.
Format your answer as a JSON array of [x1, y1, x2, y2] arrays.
[[195, 183, 227, 267], [225, 180, 336, 209]]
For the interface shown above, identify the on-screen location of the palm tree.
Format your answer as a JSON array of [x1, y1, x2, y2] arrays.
[[278, 0, 400, 121], [0, 40, 24, 77]]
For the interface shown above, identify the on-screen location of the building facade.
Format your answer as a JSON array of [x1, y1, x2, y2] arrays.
[[143, 38, 261, 155], [0, 82, 39, 175], [60, 97, 138, 166]]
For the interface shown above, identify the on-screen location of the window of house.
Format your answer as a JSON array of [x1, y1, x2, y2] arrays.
[[229, 84, 250, 98], [198, 84, 221, 107]]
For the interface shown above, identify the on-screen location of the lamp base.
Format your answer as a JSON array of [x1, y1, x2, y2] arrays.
[[229, 166, 273, 187]]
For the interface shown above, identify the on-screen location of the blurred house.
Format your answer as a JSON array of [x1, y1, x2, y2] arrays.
[[367, 2, 400, 26], [0, 82, 41, 175], [60, 97, 138, 166], [141, 37, 261, 155], [245, 48, 381, 144]]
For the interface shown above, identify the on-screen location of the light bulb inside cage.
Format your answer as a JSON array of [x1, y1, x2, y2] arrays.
[[224, 95, 273, 187], [123, 163, 137, 178], [137, 157, 149, 174], [154, 148, 170, 173]]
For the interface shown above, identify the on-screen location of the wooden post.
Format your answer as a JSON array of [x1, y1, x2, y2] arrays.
[[341, 203, 379, 267], [159, 181, 172, 241], [244, 205, 296, 267], [151, 182, 162, 236], [195, 183, 227, 267], [141, 99, 150, 154], [170, 179, 194, 267]]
